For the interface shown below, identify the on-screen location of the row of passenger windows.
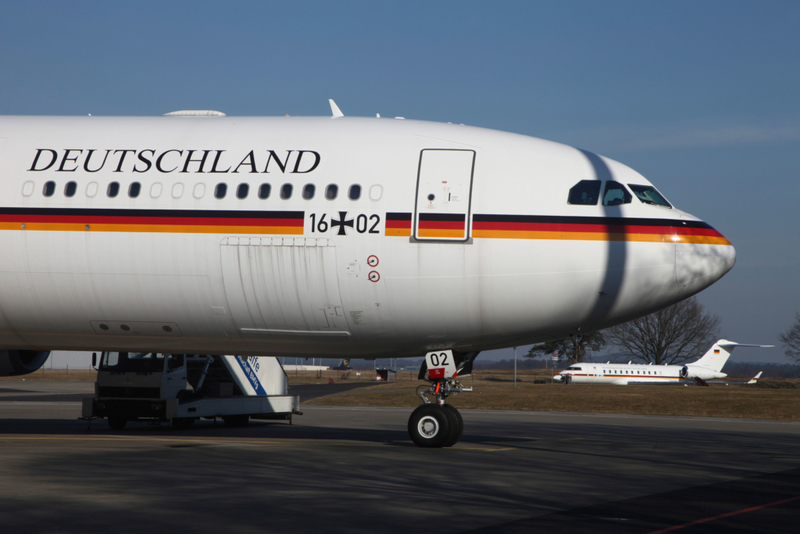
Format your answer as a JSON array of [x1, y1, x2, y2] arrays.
[[567, 180, 672, 208], [33, 180, 378, 201], [568, 367, 663, 376], [606, 369, 662, 375]]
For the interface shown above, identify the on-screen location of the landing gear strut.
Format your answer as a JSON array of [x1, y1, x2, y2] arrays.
[[408, 376, 471, 448]]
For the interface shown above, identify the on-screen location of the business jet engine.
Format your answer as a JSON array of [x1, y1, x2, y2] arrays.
[[0, 350, 50, 376]]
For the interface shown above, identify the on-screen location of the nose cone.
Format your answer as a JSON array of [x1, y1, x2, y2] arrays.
[[675, 219, 736, 293]]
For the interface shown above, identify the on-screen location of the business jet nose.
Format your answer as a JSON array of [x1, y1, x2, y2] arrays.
[[675, 218, 736, 292]]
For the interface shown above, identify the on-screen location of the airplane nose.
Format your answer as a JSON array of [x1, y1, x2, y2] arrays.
[[675, 219, 736, 292]]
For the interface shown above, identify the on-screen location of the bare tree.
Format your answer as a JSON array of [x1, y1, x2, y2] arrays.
[[604, 297, 720, 365], [779, 313, 800, 363], [526, 331, 605, 364]]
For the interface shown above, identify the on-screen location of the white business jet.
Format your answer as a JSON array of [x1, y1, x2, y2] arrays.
[[555, 340, 772, 385], [0, 101, 735, 446]]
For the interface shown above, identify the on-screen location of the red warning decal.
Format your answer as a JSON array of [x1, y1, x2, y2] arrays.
[[429, 368, 446, 379]]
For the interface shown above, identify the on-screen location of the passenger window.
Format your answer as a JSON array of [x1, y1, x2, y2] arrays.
[[150, 182, 163, 198], [172, 183, 184, 199], [107, 182, 120, 198], [215, 183, 227, 199], [348, 184, 362, 200], [258, 183, 271, 199], [129, 182, 141, 198], [302, 184, 315, 200], [64, 181, 77, 197], [628, 184, 672, 208], [193, 183, 205, 199], [43, 181, 56, 197], [325, 184, 338, 200], [237, 183, 249, 199], [22, 181, 35, 197], [369, 184, 383, 201], [86, 182, 98, 198], [567, 180, 601, 205], [602, 181, 631, 206], [280, 183, 293, 200]]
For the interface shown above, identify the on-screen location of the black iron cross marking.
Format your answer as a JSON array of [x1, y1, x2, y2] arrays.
[[331, 211, 354, 236]]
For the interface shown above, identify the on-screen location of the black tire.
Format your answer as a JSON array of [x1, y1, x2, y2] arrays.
[[222, 414, 249, 428], [442, 405, 463, 447], [107, 414, 127, 431], [408, 404, 450, 448]]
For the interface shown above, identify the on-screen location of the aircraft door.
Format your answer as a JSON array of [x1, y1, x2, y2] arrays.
[[414, 149, 475, 242], [220, 237, 349, 335]]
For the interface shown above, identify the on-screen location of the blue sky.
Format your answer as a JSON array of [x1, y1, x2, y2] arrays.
[[1, 1, 798, 364]]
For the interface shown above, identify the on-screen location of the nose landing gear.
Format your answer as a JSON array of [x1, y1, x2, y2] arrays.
[[407, 350, 476, 448], [408, 376, 471, 447]]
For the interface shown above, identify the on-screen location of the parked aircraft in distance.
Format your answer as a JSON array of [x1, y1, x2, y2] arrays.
[[0, 101, 736, 446], [554, 340, 772, 385]]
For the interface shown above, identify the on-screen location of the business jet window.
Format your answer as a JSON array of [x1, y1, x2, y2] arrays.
[[567, 180, 601, 205], [43, 181, 56, 197], [280, 183, 293, 200], [325, 184, 338, 200], [628, 184, 672, 208], [258, 183, 271, 199], [236, 183, 249, 199], [602, 181, 632, 206], [64, 181, 77, 198], [349, 184, 362, 200], [107, 181, 120, 198], [128, 182, 141, 198], [302, 184, 315, 200], [215, 183, 227, 199]]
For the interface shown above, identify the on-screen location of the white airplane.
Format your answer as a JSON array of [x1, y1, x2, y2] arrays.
[[0, 101, 736, 446], [554, 340, 772, 385]]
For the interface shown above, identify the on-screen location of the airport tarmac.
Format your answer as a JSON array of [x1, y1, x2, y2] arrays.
[[1, 381, 799, 533]]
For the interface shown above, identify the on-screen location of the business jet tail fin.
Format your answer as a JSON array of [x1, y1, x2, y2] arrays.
[[691, 340, 773, 373]]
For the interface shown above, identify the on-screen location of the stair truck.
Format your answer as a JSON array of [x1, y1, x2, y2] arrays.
[[82, 352, 301, 430]]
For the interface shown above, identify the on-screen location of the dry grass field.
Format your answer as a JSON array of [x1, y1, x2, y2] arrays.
[[4, 368, 799, 421], [301, 369, 800, 421]]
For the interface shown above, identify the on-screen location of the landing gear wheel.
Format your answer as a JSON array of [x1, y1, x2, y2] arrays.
[[408, 404, 451, 448], [442, 405, 463, 447], [107, 414, 127, 431], [222, 414, 249, 428]]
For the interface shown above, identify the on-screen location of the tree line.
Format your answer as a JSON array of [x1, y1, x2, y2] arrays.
[[527, 297, 800, 366]]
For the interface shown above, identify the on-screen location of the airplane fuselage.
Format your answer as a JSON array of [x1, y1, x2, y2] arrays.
[[0, 115, 735, 359], [555, 362, 726, 385]]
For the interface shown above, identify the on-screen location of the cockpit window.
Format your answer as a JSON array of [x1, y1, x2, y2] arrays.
[[628, 184, 672, 208], [567, 180, 601, 205], [567, 366, 582, 371], [602, 181, 632, 206]]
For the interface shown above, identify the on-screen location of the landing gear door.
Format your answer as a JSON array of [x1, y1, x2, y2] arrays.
[[414, 149, 475, 242]]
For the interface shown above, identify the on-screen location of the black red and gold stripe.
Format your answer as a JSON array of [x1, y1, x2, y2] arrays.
[[0, 208, 305, 235], [472, 214, 729, 245], [385, 212, 730, 245], [416, 213, 467, 239], [385, 212, 412, 237]]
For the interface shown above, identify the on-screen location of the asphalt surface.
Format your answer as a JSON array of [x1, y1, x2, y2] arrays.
[[0, 381, 799, 533]]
